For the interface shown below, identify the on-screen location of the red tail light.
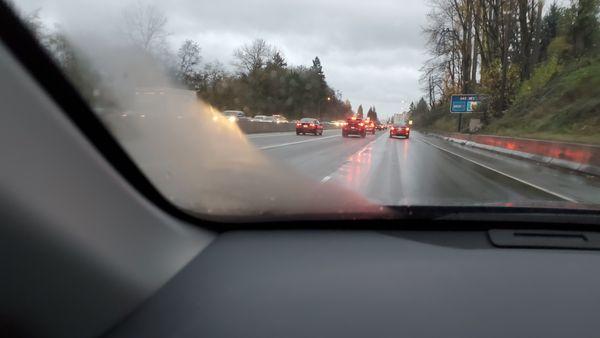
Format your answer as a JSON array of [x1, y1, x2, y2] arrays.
[[359, 123, 364, 126], [309, 123, 315, 127], [296, 123, 301, 127]]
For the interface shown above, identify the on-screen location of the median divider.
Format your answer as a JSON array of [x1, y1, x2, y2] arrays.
[[427, 132, 600, 177], [237, 120, 337, 134], [238, 120, 296, 134]]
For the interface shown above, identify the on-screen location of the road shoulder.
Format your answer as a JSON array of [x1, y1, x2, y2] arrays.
[[418, 132, 600, 204]]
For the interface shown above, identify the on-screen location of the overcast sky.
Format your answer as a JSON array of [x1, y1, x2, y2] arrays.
[[15, 0, 429, 118]]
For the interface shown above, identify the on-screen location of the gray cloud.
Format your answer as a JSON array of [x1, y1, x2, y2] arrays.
[[16, 0, 428, 117]]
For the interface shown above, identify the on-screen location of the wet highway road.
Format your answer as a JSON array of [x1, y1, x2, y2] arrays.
[[251, 129, 600, 206], [107, 90, 600, 211], [248, 129, 375, 182]]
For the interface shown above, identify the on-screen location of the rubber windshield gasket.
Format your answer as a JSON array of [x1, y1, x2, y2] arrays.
[[0, 2, 212, 229]]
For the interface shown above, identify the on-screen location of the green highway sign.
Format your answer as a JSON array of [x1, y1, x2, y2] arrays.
[[451, 95, 482, 113]]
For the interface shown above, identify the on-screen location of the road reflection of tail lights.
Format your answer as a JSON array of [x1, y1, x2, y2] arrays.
[[338, 143, 374, 190]]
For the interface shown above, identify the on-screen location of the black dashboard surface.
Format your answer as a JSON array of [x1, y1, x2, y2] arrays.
[[107, 230, 600, 338]]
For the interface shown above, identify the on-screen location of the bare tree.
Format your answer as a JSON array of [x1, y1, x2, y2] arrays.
[[233, 39, 275, 75], [121, 2, 169, 54], [423, 0, 546, 110], [422, 0, 462, 99], [202, 61, 227, 88], [176, 39, 201, 85]]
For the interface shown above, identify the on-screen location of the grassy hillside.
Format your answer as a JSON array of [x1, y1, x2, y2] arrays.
[[415, 57, 600, 144], [483, 57, 600, 144]]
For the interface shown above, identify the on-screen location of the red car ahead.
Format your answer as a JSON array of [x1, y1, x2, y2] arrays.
[[342, 117, 367, 138], [296, 118, 324, 136], [390, 125, 410, 139]]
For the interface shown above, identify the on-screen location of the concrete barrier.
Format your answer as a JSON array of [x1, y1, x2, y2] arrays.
[[429, 132, 600, 176], [237, 120, 296, 134], [237, 120, 337, 134]]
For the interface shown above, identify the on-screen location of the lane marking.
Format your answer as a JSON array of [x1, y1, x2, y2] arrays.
[[319, 133, 387, 184], [259, 135, 340, 150], [418, 137, 578, 203]]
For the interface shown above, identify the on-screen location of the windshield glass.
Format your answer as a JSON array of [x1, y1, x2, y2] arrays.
[[8, 0, 600, 220]]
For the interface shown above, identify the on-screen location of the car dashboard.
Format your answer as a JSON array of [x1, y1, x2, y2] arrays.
[[106, 230, 600, 338]]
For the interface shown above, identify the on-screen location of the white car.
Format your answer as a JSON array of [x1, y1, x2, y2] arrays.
[[272, 115, 289, 124], [223, 110, 247, 122], [253, 115, 275, 123]]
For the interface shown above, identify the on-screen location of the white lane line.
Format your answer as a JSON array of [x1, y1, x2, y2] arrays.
[[319, 133, 387, 184], [259, 135, 340, 150], [419, 137, 578, 203]]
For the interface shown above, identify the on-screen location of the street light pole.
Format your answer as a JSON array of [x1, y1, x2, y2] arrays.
[[318, 96, 331, 121]]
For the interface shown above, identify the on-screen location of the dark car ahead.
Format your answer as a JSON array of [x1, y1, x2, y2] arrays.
[[390, 124, 410, 139], [342, 117, 367, 138], [296, 118, 324, 136]]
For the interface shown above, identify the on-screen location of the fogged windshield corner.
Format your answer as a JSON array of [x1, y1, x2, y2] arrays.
[[8, 0, 600, 219]]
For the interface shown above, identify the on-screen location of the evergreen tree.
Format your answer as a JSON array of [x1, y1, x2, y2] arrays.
[[415, 98, 429, 115], [267, 52, 287, 69], [571, 0, 600, 56], [408, 102, 416, 114], [357, 105, 364, 119], [367, 106, 378, 122], [311, 56, 325, 79], [540, 3, 562, 60]]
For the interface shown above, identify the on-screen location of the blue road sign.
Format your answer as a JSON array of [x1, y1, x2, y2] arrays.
[[451, 95, 481, 113]]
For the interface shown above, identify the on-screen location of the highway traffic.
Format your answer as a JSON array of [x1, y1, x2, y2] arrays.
[[103, 91, 600, 212], [250, 128, 600, 206]]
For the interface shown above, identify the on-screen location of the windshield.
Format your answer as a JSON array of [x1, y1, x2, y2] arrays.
[[8, 0, 600, 220]]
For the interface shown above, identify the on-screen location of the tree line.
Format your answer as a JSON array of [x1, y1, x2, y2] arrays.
[[416, 0, 599, 124], [175, 38, 354, 121], [9, 1, 355, 122]]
